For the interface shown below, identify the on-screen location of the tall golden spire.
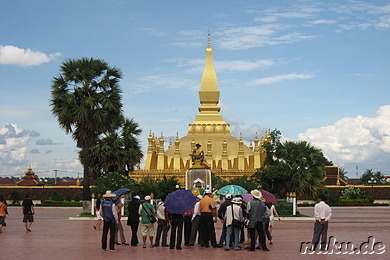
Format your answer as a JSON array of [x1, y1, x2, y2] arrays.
[[200, 29, 218, 93], [189, 30, 228, 135]]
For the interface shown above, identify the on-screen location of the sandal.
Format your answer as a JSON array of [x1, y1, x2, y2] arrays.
[[142, 245, 146, 248]]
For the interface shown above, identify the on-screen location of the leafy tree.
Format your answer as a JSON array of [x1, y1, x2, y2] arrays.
[[132, 175, 179, 199], [254, 129, 332, 198], [86, 117, 143, 179], [156, 176, 180, 198], [339, 167, 349, 181], [91, 172, 138, 196], [211, 174, 229, 190], [360, 169, 386, 185], [228, 175, 257, 193], [51, 58, 123, 201]]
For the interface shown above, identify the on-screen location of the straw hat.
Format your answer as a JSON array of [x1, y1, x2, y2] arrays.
[[250, 189, 264, 201], [103, 190, 117, 198]]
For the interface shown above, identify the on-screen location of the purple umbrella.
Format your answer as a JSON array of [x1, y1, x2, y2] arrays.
[[242, 193, 253, 203], [260, 189, 278, 204], [165, 190, 196, 214], [242, 190, 278, 204]]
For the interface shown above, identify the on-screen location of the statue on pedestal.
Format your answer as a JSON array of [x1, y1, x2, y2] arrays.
[[190, 144, 204, 167]]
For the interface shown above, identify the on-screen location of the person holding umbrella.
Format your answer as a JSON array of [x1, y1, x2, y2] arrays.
[[188, 195, 203, 246], [101, 190, 119, 252], [224, 197, 244, 251], [169, 210, 184, 250], [247, 189, 269, 252]]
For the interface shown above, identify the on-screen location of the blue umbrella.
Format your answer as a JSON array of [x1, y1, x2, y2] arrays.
[[165, 190, 196, 214], [113, 188, 131, 197]]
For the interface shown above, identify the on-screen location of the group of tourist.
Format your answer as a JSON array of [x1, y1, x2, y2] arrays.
[[98, 189, 282, 252], [0, 194, 35, 234]]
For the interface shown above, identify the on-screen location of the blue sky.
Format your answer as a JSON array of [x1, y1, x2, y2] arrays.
[[1, 0, 389, 179]]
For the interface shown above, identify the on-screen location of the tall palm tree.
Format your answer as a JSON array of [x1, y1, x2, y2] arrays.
[[85, 117, 143, 178], [50, 58, 123, 202], [277, 140, 330, 197]]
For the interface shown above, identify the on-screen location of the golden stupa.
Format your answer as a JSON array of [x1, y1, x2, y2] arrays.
[[131, 32, 269, 185]]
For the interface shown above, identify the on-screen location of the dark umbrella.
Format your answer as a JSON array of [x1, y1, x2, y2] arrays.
[[242, 190, 278, 204], [165, 190, 196, 214], [259, 189, 278, 204], [113, 188, 131, 197]]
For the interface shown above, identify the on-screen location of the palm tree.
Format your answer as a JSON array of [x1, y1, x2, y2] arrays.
[[277, 140, 330, 197], [50, 58, 123, 203], [255, 131, 331, 198], [84, 117, 143, 178]]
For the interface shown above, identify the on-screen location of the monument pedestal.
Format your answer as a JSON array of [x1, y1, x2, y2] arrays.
[[185, 167, 212, 191]]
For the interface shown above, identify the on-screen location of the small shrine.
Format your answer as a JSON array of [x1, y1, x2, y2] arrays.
[[15, 166, 43, 186]]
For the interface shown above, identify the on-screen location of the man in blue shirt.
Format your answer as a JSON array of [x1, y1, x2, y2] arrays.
[[101, 190, 119, 251]]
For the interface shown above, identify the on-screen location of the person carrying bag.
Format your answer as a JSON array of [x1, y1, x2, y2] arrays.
[[224, 197, 243, 251]]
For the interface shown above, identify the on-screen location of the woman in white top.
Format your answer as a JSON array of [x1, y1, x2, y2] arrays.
[[268, 203, 280, 243]]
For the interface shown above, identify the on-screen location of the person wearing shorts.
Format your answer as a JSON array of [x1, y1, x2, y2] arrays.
[[138, 195, 156, 248], [22, 194, 35, 233]]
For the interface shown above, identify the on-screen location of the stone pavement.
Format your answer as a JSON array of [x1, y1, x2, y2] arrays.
[[0, 207, 389, 259]]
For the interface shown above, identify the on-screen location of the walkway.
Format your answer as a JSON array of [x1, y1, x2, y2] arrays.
[[1, 207, 389, 259]]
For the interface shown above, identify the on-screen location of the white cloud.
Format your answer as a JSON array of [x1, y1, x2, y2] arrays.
[[215, 59, 279, 71], [218, 24, 316, 50], [219, 102, 230, 112], [165, 57, 279, 73], [128, 74, 198, 95], [225, 117, 245, 126], [248, 73, 315, 86], [232, 124, 267, 143], [0, 45, 61, 67], [0, 124, 31, 171], [311, 19, 337, 25], [298, 105, 390, 171]]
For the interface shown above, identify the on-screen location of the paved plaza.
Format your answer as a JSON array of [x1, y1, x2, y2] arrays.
[[0, 206, 389, 259]]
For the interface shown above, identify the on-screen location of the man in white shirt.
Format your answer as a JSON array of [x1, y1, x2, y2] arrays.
[[311, 194, 332, 250], [188, 195, 203, 246]]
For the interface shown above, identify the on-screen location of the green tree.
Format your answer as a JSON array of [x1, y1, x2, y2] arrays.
[[211, 174, 229, 190], [51, 58, 123, 202], [228, 175, 257, 193], [91, 172, 138, 196], [339, 167, 349, 181], [360, 169, 386, 185], [156, 176, 180, 198], [254, 129, 331, 198], [86, 117, 143, 179]]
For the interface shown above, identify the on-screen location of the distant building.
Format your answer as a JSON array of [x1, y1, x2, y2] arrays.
[[324, 166, 347, 186], [0, 177, 15, 186], [15, 166, 43, 186]]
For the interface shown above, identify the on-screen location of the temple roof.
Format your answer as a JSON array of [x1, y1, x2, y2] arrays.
[[15, 166, 43, 186]]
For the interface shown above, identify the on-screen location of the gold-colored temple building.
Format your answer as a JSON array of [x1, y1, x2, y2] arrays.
[[131, 33, 269, 185]]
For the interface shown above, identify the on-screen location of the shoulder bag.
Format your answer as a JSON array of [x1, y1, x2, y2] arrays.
[[231, 205, 244, 228], [143, 203, 157, 223]]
